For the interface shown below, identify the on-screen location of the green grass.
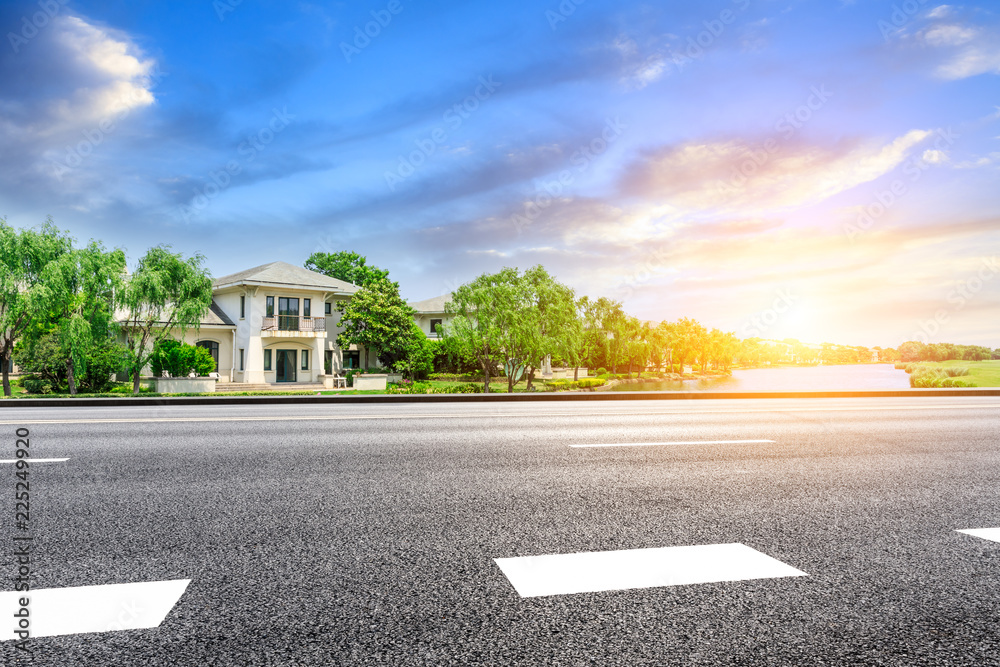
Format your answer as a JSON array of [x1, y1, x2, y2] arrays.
[[909, 360, 1000, 387]]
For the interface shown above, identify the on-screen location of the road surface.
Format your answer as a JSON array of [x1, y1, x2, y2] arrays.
[[1, 397, 999, 666]]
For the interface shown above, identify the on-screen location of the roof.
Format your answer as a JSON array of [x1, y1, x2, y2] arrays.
[[408, 293, 453, 314], [213, 261, 359, 294], [204, 300, 236, 326], [113, 298, 235, 328]]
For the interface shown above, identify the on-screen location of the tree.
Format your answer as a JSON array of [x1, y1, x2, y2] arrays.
[[392, 321, 437, 380], [337, 277, 415, 369], [305, 251, 391, 288], [521, 266, 577, 389], [121, 246, 214, 394], [0, 218, 74, 396], [445, 268, 537, 393], [29, 241, 127, 395]]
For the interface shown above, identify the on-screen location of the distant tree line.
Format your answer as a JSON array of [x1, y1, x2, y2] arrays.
[[898, 341, 997, 363]]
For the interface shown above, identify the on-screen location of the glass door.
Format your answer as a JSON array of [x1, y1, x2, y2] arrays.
[[276, 350, 297, 383], [278, 297, 300, 331]]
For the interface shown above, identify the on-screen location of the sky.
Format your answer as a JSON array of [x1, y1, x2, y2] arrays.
[[1, 0, 998, 348]]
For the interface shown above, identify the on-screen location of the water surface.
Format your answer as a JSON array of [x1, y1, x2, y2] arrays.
[[613, 364, 911, 392]]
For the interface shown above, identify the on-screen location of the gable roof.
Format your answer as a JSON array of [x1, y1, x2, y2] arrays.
[[408, 293, 453, 314], [213, 261, 358, 294], [204, 300, 236, 327]]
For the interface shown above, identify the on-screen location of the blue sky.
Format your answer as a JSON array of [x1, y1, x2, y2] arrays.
[[1, 0, 998, 346]]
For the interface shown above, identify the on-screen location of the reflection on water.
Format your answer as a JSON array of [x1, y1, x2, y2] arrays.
[[613, 364, 912, 392]]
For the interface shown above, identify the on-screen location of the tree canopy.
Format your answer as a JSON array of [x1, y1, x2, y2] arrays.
[[305, 251, 391, 288], [120, 246, 213, 394]]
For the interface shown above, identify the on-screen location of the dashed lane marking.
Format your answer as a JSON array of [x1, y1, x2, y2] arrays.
[[494, 543, 807, 598], [570, 439, 775, 448], [0, 458, 68, 463], [0, 579, 191, 641], [956, 528, 1000, 543]]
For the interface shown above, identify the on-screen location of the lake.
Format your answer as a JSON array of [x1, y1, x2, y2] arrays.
[[613, 364, 911, 392]]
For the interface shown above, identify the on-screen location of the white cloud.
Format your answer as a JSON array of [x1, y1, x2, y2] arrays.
[[48, 16, 157, 127], [927, 5, 953, 20], [921, 24, 977, 47], [922, 149, 949, 164], [623, 130, 932, 212]]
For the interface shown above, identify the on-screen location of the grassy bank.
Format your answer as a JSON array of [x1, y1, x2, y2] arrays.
[[900, 360, 1000, 387]]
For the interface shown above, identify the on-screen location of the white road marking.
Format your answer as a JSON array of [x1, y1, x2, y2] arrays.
[[570, 439, 774, 449], [2, 403, 999, 425], [494, 543, 807, 598], [0, 579, 190, 641], [956, 528, 1000, 543], [0, 458, 68, 463]]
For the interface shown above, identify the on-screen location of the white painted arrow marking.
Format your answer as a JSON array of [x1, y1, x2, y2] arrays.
[[0, 579, 190, 640], [495, 543, 806, 598]]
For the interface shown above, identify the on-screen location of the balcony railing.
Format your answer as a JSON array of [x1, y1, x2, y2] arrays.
[[261, 316, 326, 332]]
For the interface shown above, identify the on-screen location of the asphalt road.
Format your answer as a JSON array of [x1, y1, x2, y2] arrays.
[[1, 397, 999, 666]]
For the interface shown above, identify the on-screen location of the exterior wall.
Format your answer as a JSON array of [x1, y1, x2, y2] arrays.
[[413, 312, 453, 339]]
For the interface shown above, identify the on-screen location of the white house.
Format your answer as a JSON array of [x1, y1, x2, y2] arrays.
[[409, 293, 454, 339], [165, 261, 380, 386]]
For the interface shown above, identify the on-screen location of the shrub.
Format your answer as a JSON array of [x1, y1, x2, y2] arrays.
[[547, 378, 607, 391], [596, 367, 607, 375], [21, 375, 54, 394], [150, 339, 216, 378], [909, 366, 976, 388]]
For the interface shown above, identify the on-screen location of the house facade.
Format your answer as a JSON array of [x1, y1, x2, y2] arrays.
[[171, 262, 379, 385], [409, 293, 454, 339]]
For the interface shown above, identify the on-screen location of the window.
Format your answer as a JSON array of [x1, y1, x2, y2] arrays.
[[240, 295, 245, 319], [430, 319, 443, 334], [342, 350, 360, 369], [325, 302, 332, 315], [303, 298, 311, 318], [301, 350, 309, 371], [266, 296, 274, 318], [196, 341, 219, 372], [264, 349, 272, 371], [239, 349, 245, 371], [278, 297, 299, 330]]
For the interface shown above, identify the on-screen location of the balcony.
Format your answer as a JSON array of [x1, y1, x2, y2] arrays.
[[261, 316, 326, 334]]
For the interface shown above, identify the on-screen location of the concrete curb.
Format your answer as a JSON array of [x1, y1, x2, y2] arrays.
[[2, 388, 999, 408]]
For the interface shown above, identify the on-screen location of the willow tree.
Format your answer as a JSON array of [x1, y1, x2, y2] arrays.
[[31, 241, 127, 395], [0, 218, 73, 397], [121, 246, 213, 394], [446, 268, 537, 393]]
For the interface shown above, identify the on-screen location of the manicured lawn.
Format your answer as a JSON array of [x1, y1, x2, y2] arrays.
[[914, 360, 1000, 387]]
